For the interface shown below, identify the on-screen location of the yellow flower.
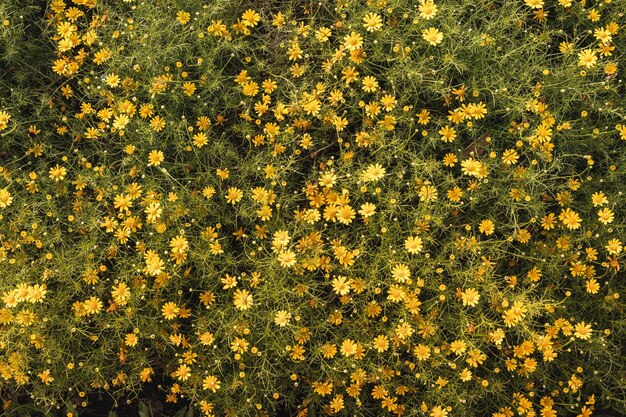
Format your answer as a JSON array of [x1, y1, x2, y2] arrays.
[[501, 149, 519, 165], [447, 186, 463, 202], [422, 27, 444, 46], [332, 115, 348, 130], [113, 194, 132, 212], [597, 207, 614, 225], [336, 205, 356, 225], [38, 369, 54, 385], [361, 163, 386, 182], [202, 375, 221, 392], [358, 202, 377, 218], [442, 153, 458, 167], [144, 202, 162, 223], [606, 238, 622, 255], [371, 385, 388, 400], [459, 368, 472, 382], [461, 157, 487, 178], [124, 333, 138, 347], [277, 250, 297, 268], [381, 94, 397, 111], [144, 250, 165, 276], [343, 31, 363, 51], [26, 284, 46, 303], [104, 73, 120, 87], [321, 343, 337, 358], [315, 26, 332, 42], [527, 267, 542, 282], [233, 289, 253, 310], [605, 62, 618, 75], [479, 219, 495, 235], [202, 186, 216, 200], [404, 235, 424, 254], [361, 76, 379, 92], [577, 49, 598, 68], [449, 339, 467, 355], [524, 0, 544, 8], [162, 302, 180, 320], [2, 290, 18, 308], [587, 8, 600, 22], [49, 164, 67, 181], [559, 208, 581, 230], [502, 301, 527, 327], [225, 187, 243, 204], [331, 276, 351, 295], [170, 235, 189, 254], [417, 108, 431, 124], [191, 132, 207, 148], [216, 167, 230, 180], [318, 172, 337, 188], [460, 288, 480, 307], [419, 0, 438, 20], [516, 229, 531, 244], [111, 283, 131, 306], [230, 336, 249, 354], [395, 323, 414, 341], [438, 125, 456, 142], [176, 10, 190, 24], [147, 150, 165, 166], [387, 285, 405, 302], [173, 364, 191, 381], [241, 9, 261, 27], [182, 81, 196, 96], [113, 113, 130, 131], [140, 368, 153, 382], [585, 279, 600, 294], [430, 405, 449, 417], [198, 331, 215, 346], [372, 335, 389, 353], [362, 12, 383, 32], [341, 66, 359, 85], [340, 339, 358, 357], [150, 115, 166, 132], [274, 310, 292, 327], [272, 229, 290, 248], [467, 101, 487, 119], [391, 263, 411, 283], [242, 80, 259, 96], [312, 380, 333, 396], [83, 296, 103, 315], [0, 188, 12, 208], [413, 344, 431, 361], [15, 283, 29, 302], [574, 322, 592, 340], [330, 394, 344, 413], [0, 110, 11, 130], [541, 213, 556, 230]]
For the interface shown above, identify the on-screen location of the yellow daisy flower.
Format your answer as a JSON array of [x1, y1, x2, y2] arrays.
[[422, 27, 444, 46]]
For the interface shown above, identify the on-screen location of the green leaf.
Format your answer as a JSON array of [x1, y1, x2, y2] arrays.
[[173, 406, 188, 417], [138, 401, 151, 417]]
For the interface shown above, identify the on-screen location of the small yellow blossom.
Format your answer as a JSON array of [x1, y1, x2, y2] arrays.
[[422, 27, 444, 46]]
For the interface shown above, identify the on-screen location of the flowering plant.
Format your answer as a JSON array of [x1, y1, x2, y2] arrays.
[[0, 0, 625, 416]]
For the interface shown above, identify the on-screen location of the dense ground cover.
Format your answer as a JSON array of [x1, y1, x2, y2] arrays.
[[1, 0, 625, 416]]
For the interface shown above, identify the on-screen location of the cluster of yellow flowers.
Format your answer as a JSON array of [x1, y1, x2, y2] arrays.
[[0, 0, 624, 416]]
